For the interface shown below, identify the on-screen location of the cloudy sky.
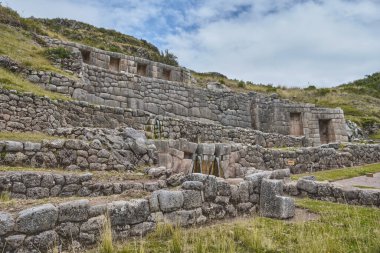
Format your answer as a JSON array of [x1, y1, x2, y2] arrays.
[[4, 0, 380, 87]]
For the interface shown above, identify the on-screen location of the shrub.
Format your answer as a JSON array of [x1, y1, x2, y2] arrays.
[[305, 85, 317, 90], [45, 47, 72, 60], [238, 80, 245, 88], [219, 79, 225, 84], [316, 88, 330, 96]]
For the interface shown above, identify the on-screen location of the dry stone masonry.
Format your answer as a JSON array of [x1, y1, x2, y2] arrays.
[[0, 171, 167, 199], [0, 31, 379, 253], [11, 37, 349, 146], [0, 171, 294, 252], [285, 177, 380, 207]]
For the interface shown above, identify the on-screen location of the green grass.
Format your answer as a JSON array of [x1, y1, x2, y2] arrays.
[[0, 68, 71, 100], [291, 163, 380, 181], [352, 185, 379, 190], [89, 198, 380, 253], [0, 23, 73, 77], [0, 131, 64, 142], [0, 191, 10, 202], [369, 130, 380, 140]]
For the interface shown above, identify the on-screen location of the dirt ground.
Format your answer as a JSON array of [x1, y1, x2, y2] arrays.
[[334, 172, 380, 190]]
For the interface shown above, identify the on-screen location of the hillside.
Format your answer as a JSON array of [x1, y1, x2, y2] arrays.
[[0, 5, 178, 66], [0, 4, 379, 139]]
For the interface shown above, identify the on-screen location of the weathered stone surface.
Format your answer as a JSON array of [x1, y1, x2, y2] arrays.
[[24, 230, 58, 252], [163, 209, 201, 226], [183, 190, 203, 209], [270, 169, 290, 179], [58, 199, 89, 222], [108, 199, 150, 226], [157, 190, 184, 212], [297, 178, 317, 194], [57, 222, 80, 238], [182, 181, 204, 191], [245, 171, 272, 189], [5, 141, 23, 151], [12, 182, 26, 193], [0, 212, 14, 235], [130, 222, 155, 236], [80, 215, 106, 233], [24, 142, 41, 151], [22, 173, 41, 188], [26, 187, 50, 199], [5, 234, 25, 249], [260, 179, 295, 219], [15, 204, 58, 234]]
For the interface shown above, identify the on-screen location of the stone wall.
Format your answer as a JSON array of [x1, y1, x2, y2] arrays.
[[14, 39, 348, 145], [147, 116, 308, 147], [153, 140, 380, 177], [0, 172, 294, 252], [238, 143, 380, 175], [285, 177, 380, 207], [0, 171, 167, 199], [0, 89, 147, 131], [251, 96, 348, 145], [42, 36, 192, 83], [0, 88, 309, 149], [0, 136, 155, 171]]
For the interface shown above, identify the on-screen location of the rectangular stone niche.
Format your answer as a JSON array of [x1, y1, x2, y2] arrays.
[[289, 112, 303, 136], [80, 50, 91, 64], [137, 63, 148, 76], [319, 119, 335, 144], [162, 69, 171, 80], [109, 57, 120, 72]]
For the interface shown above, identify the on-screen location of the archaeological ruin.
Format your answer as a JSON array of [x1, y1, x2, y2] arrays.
[[0, 37, 379, 252]]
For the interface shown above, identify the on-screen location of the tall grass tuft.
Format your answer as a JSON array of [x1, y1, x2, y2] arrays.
[[0, 191, 11, 202], [99, 215, 114, 253]]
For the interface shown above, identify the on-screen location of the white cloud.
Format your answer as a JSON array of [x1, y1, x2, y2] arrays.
[[164, 0, 380, 87], [4, 0, 380, 87]]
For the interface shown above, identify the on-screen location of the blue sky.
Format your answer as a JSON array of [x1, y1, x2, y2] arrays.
[[4, 0, 380, 87]]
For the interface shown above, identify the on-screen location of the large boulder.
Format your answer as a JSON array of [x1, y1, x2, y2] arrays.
[[58, 199, 89, 222], [157, 190, 184, 212], [0, 212, 14, 235], [259, 179, 295, 219], [15, 204, 58, 234], [108, 199, 150, 226]]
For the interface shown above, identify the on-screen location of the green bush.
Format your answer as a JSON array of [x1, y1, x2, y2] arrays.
[[316, 88, 330, 96], [305, 85, 317, 90], [45, 47, 72, 60], [238, 80, 245, 88]]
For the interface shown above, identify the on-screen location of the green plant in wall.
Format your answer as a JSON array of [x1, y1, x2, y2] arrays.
[[44, 47, 72, 60], [238, 80, 246, 88]]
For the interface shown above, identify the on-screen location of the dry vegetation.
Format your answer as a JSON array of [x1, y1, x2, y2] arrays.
[[91, 198, 380, 253]]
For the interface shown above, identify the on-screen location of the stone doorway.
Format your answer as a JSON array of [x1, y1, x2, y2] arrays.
[[137, 63, 147, 76], [290, 113, 303, 136], [109, 57, 120, 72], [80, 50, 91, 64], [163, 69, 171, 80], [319, 119, 335, 144]]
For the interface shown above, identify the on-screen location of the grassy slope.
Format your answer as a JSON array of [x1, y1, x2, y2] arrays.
[[37, 19, 178, 66], [0, 68, 71, 100], [0, 23, 69, 75], [93, 198, 380, 253], [291, 163, 380, 181]]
